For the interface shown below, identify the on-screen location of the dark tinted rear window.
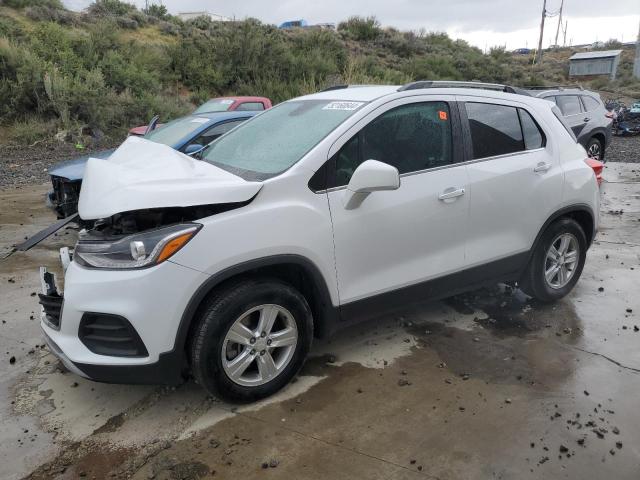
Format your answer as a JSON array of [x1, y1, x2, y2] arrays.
[[465, 103, 523, 159]]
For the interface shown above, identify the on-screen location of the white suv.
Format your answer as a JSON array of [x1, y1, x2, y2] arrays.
[[39, 82, 599, 401]]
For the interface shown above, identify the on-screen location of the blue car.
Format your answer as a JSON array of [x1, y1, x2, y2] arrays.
[[48, 111, 257, 218]]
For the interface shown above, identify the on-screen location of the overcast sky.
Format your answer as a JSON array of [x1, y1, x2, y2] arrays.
[[64, 0, 640, 50]]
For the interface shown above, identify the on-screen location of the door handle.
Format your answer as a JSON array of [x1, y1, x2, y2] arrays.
[[533, 162, 551, 173], [438, 187, 465, 201], [583, 117, 591, 122]]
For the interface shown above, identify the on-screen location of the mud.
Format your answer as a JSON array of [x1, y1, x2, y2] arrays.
[[1, 164, 640, 480]]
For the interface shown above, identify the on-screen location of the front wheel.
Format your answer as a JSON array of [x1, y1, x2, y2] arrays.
[[520, 218, 587, 303], [190, 279, 313, 402]]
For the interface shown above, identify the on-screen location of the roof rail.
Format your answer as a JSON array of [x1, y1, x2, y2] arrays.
[[320, 84, 349, 92], [397, 80, 530, 96], [525, 84, 584, 91]]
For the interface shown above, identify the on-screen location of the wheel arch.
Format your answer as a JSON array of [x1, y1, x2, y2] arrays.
[[174, 255, 339, 364], [529, 204, 595, 263]]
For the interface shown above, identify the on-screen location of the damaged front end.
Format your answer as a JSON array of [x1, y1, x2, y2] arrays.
[[48, 175, 82, 219], [73, 203, 244, 269]]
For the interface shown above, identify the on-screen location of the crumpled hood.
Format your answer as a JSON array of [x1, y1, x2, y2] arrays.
[[78, 136, 262, 220]]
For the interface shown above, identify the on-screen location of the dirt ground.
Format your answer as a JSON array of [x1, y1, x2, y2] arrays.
[[0, 159, 639, 479]]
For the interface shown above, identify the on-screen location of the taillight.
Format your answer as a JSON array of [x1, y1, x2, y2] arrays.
[[605, 111, 614, 119], [585, 158, 603, 187]]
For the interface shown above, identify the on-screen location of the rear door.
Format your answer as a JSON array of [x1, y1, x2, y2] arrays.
[[459, 98, 563, 268], [326, 96, 469, 307]]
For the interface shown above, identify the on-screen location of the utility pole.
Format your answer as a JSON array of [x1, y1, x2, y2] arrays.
[[554, 0, 564, 47], [563, 20, 568, 47], [535, 0, 547, 64], [634, 18, 640, 79]]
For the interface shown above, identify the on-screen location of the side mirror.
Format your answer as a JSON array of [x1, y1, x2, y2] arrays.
[[184, 144, 204, 156], [343, 160, 400, 209]]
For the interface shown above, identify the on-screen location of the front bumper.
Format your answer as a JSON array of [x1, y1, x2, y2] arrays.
[[40, 257, 209, 385]]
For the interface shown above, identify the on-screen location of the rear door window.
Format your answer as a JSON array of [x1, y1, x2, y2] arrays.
[[556, 96, 583, 116], [465, 103, 523, 159]]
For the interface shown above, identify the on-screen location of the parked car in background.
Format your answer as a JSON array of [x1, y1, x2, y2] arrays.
[[47, 111, 257, 218], [527, 87, 612, 161], [629, 102, 640, 115], [128, 97, 272, 136], [40, 81, 600, 401]]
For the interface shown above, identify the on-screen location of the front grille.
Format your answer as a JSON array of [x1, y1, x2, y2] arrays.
[[39, 293, 63, 330], [79, 313, 148, 357]]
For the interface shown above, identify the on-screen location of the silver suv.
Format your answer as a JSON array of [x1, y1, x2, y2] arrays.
[[527, 86, 612, 161]]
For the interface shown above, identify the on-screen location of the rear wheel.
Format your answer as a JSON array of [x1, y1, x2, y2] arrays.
[[189, 279, 313, 401], [586, 137, 604, 162], [520, 218, 587, 303]]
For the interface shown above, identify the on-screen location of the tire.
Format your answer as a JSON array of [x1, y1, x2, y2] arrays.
[[189, 278, 313, 402], [586, 137, 604, 162], [520, 218, 587, 303]]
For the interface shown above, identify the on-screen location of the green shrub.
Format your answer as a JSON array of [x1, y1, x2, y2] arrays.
[[338, 16, 381, 41], [88, 0, 136, 16], [8, 117, 58, 145]]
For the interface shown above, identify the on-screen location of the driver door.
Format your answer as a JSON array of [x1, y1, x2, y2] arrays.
[[326, 97, 469, 313]]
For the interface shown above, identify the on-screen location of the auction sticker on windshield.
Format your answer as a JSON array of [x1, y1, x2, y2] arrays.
[[322, 101, 365, 111]]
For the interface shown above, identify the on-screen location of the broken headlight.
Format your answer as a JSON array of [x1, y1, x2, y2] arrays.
[[74, 224, 201, 269]]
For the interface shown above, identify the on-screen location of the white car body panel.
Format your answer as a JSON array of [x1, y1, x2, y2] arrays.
[[78, 136, 262, 220]]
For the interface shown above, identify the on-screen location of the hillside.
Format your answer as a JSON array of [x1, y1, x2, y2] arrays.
[[1, 0, 638, 146]]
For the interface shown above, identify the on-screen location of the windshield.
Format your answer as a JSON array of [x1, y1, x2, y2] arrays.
[[202, 99, 365, 180], [144, 116, 209, 146], [193, 99, 235, 114]]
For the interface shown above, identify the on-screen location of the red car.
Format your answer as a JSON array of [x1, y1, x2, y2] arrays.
[[129, 96, 272, 136]]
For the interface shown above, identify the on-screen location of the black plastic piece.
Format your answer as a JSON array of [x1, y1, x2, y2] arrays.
[[39, 291, 63, 329], [17, 213, 79, 251], [79, 313, 149, 357]]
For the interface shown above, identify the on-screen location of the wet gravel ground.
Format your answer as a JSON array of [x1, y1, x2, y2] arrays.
[[606, 135, 640, 164], [0, 141, 116, 188]]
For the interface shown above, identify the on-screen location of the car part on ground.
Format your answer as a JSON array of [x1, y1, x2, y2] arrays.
[[16, 213, 79, 252], [38, 82, 600, 401]]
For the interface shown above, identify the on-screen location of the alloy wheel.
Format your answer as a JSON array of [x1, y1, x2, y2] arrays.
[[221, 304, 298, 387], [588, 143, 601, 160], [544, 233, 579, 289]]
